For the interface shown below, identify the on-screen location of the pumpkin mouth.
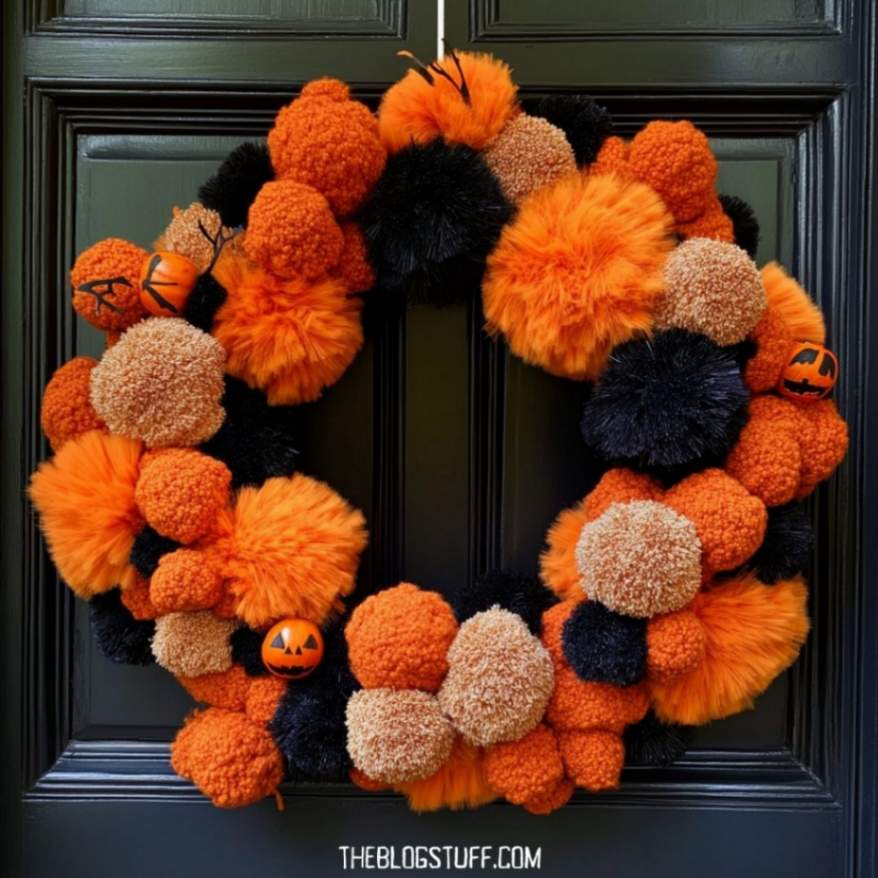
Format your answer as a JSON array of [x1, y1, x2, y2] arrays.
[[264, 661, 314, 678], [783, 378, 826, 396]]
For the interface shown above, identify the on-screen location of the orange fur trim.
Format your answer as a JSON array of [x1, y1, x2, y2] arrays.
[[761, 262, 826, 343]]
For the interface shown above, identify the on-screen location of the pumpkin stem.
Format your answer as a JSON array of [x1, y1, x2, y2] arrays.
[[273, 788, 286, 812]]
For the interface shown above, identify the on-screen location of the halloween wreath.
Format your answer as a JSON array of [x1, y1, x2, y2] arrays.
[[30, 50, 848, 815]]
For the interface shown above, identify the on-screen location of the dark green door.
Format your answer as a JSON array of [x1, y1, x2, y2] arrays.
[[3, 2, 876, 876]]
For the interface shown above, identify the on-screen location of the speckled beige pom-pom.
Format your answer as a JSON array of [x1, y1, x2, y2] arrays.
[[155, 202, 233, 274], [438, 607, 554, 747], [90, 317, 226, 448], [576, 500, 702, 618], [655, 237, 766, 345], [151, 610, 237, 677], [345, 689, 455, 785]]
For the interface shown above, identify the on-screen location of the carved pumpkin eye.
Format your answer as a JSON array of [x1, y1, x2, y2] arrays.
[[139, 251, 198, 318], [261, 618, 325, 679], [777, 341, 839, 402]]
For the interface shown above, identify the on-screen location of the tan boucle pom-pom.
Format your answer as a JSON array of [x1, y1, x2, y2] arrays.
[[151, 611, 237, 677], [438, 607, 554, 747], [345, 689, 455, 784], [484, 114, 576, 203], [576, 501, 702, 618], [155, 202, 232, 274], [90, 317, 226, 448], [655, 237, 766, 345]]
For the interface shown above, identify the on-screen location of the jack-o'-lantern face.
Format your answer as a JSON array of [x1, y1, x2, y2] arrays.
[[139, 251, 198, 317], [261, 618, 324, 679], [778, 341, 838, 401]]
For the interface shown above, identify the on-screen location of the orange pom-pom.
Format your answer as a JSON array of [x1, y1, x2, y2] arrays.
[[557, 729, 624, 791], [178, 664, 250, 711], [345, 583, 458, 691], [483, 724, 564, 805], [333, 222, 374, 293], [149, 548, 223, 614], [540, 600, 578, 668], [522, 778, 575, 815], [760, 262, 826, 343], [120, 574, 159, 620], [745, 305, 795, 393], [70, 238, 148, 331], [588, 136, 631, 178], [795, 398, 848, 497], [40, 357, 106, 451], [676, 194, 735, 242], [547, 669, 649, 733], [244, 675, 287, 723], [646, 608, 706, 681], [483, 173, 673, 380]]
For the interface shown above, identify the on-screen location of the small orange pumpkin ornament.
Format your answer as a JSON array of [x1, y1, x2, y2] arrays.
[[261, 618, 325, 679], [777, 340, 839, 401], [139, 251, 198, 317]]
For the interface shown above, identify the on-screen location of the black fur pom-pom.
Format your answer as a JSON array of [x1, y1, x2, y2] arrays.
[[198, 142, 274, 228], [90, 590, 155, 666], [230, 626, 268, 676], [750, 502, 814, 584], [719, 194, 760, 259], [581, 329, 749, 478], [358, 140, 513, 305], [184, 273, 227, 333], [623, 712, 692, 767], [452, 569, 557, 636], [562, 601, 646, 686], [534, 95, 613, 166], [129, 526, 180, 578]]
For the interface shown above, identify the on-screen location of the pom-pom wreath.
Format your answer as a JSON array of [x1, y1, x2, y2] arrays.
[[225, 474, 367, 628], [40, 357, 106, 451], [359, 140, 513, 303], [749, 502, 814, 584], [379, 51, 517, 153], [89, 589, 155, 666], [664, 468, 767, 573], [483, 172, 673, 380], [150, 611, 237, 678], [29, 431, 142, 598], [230, 626, 267, 677], [438, 608, 554, 747], [646, 608, 706, 681], [345, 688, 455, 784], [149, 549, 223, 614], [89, 317, 226, 448], [655, 238, 766, 346], [334, 222, 375, 293], [718, 194, 760, 258], [244, 180, 344, 280], [155, 202, 231, 274], [650, 573, 809, 724], [576, 500, 702, 618], [534, 94, 613, 166], [561, 601, 646, 686], [744, 306, 795, 393], [129, 524, 179, 579], [198, 141, 274, 229], [183, 273, 227, 334], [483, 114, 576, 203], [211, 249, 363, 405], [483, 724, 564, 806], [760, 262, 826, 343], [622, 712, 692, 767], [581, 330, 749, 474], [452, 569, 556, 636], [558, 729, 625, 791], [135, 449, 230, 544], [171, 707, 284, 808], [346, 583, 458, 691], [70, 238, 149, 332], [268, 78, 386, 218]]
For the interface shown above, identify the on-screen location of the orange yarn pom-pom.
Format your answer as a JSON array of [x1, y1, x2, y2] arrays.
[[760, 262, 826, 343], [547, 669, 649, 733], [646, 608, 706, 681], [483, 173, 673, 380], [149, 548, 223, 614], [558, 729, 625, 791], [333, 222, 375, 293], [40, 357, 106, 451], [178, 664, 250, 711], [483, 724, 564, 806], [120, 575, 159, 620], [745, 305, 795, 393], [676, 194, 735, 243]]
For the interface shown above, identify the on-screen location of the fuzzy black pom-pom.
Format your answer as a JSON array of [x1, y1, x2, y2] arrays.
[[230, 626, 268, 676], [452, 570, 556, 636], [750, 502, 814, 584], [129, 525, 180, 578], [183, 273, 227, 333], [623, 712, 693, 766], [562, 601, 646, 686], [198, 142, 273, 228], [534, 95, 613, 166], [581, 329, 749, 477], [358, 140, 513, 305], [201, 377, 299, 488], [719, 194, 760, 259], [89, 590, 155, 666]]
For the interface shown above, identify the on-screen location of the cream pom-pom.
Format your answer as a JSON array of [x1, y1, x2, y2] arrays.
[[151, 611, 237, 677], [155, 202, 232, 274]]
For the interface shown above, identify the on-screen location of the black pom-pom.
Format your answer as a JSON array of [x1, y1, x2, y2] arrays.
[[750, 502, 814, 584], [89, 590, 155, 666], [581, 329, 749, 478], [358, 140, 513, 305], [183, 273, 227, 333], [452, 570, 556, 636], [534, 95, 613, 166], [623, 712, 692, 767], [201, 377, 299, 488], [562, 602, 646, 686], [230, 626, 268, 676], [719, 194, 760, 259], [129, 525, 180, 578], [198, 142, 273, 228]]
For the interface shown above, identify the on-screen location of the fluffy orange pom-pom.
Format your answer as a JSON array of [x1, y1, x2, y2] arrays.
[[334, 222, 375, 293], [120, 575, 159, 620], [646, 608, 706, 681], [650, 573, 810, 724], [346, 583, 458, 691], [522, 778, 575, 815], [212, 249, 363, 405], [557, 729, 624, 791], [149, 548, 223, 614], [40, 357, 106, 451], [178, 664, 250, 711], [795, 398, 849, 497], [483, 724, 564, 805], [244, 675, 287, 723], [745, 305, 795, 393], [547, 669, 649, 733], [760, 262, 826, 343], [540, 600, 578, 668], [29, 431, 142, 598], [483, 173, 673, 380], [588, 136, 633, 179], [379, 51, 518, 153], [676, 194, 735, 243]]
